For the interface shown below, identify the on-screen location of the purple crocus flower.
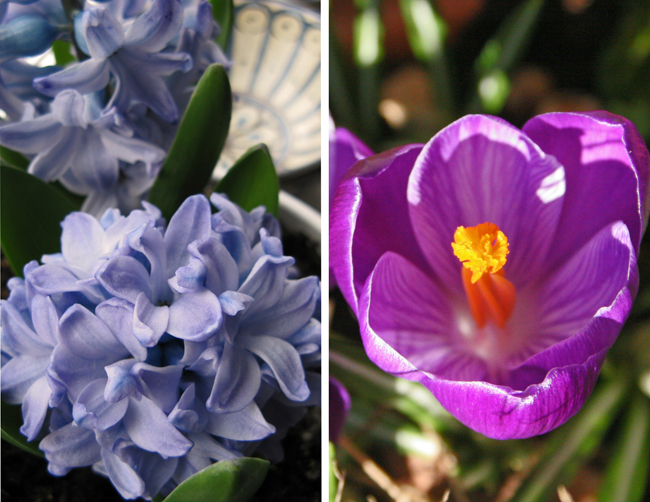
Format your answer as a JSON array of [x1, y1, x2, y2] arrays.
[[329, 117, 372, 287], [329, 377, 350, 443], [330, 112, 650, 439]]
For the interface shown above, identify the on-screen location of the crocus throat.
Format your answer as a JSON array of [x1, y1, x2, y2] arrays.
[[452, 223, 516, 329]]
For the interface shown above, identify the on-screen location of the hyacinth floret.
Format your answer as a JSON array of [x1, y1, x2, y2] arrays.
[[1, 194, 321, 499]]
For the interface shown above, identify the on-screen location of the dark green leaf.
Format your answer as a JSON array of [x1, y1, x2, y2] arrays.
[[510, 375, 629, 502], [211, 0, 234, 51], [1, 146, 29, 170], [1, 165, 79, 276], [1, 401, 44, 457], [163, 458, 269, 502], [214, 144, 279, 216], [51, 40, 76, 67], [598, 391, 650, 502], [475, 0, 545, 75], [148, 64, 232, 222]]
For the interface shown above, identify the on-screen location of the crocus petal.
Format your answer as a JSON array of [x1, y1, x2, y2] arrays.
[[101, 448, 146, 500], [408, 114, 565, 291], [206, 401, 275, 441], [523, 111, 650, 260], [96, 255, 153, 304], [329, 126, 373, 208], [59, 304, 126, 359], [40, 422, 102, 467], [363, 252, 482, 381], [330, 144, 428, 315], [207, 342, 261, 413], [123, 396, 193, 457], [19, 376, 52, 441], [33, 58, 110, 97], [166, 289, 222, 342], [123, 0, 183, 52], [240, 335, 309, 402], [329, 377, 351, 443], [164, 195, 212, 274]]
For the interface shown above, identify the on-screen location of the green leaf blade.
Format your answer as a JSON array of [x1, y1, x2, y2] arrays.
[[163, 458, 269, 502], [214, 144, 279, 216], [598, 392, 650, 502], [1, 146, 30, 170], [148, 64, 232, 222], [211, 0, 234, 50], [1, 165, 79, 276]]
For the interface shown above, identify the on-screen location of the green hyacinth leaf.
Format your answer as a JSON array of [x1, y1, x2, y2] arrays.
[[148, 64, 232, 222], [1, 165, 79, 277], [163, 458, 269, 502], [0, 146, 29, 170], [211, 0, 234, 50], [1, 401, 44, 457], [598, 391, 650, 502], [52, 40, 76, 67], [214, 144, 279, 216]]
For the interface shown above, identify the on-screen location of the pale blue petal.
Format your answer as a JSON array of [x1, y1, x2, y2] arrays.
[[40, 422, 102, 467], [123, 0, 183, 52], [130, 362, 182, 413], [104, 359, 138, 403], [82, 7, 125, 60], [74, 378, 129, 430], [101, 447, 145, 499], [60, 212, 105, 272], [166, 288, 222, 342], [33, 58, 110, 97], [133, 292, 169, 347], [19, 375, 51, 440], [96, 255, 153, 304], [164, 194, 212, 275], [59, 304, 126, 359], [206, 401, 275, 441], [1, 355, 49, 403], [190, 237, 239, 296], [207, 342, 260, 413], [123, 395, 193, 456], [240, 335, 309, 402], [96, 298, 148, 361]]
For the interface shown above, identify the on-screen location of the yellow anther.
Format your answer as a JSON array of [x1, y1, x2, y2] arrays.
[[451, 223, 509, 284]]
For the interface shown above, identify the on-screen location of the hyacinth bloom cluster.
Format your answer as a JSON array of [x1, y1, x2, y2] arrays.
[[0, 0, 228, 215], [330, 112, 650, 440], [1, 194, 321, 499]]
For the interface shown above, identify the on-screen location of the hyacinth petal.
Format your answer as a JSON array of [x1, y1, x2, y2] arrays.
[[238, 255, 294, 316], [523, 111, 650, 263], [168, 383, 207, 433], [130, 363, 183, 413], [59, 304, 126, 359], [97, 255, 153, 304], [206, 401, 275, 441], [123, 0, 184, 52], [330, 144, 428, 315], [40, 422, 102, 467], [82, 7, 125, 60], [207, 342, 261, 413], [31, 295, 59, 347], [96, 298, 147, 361], [49, 343, 110, 401], [101, 448, 146, 500], [69, 131, 120, 191], [164, 194, 212, 275], [29, 128, 82, 183], [2, 300, 50, 356], [0, 114, 63, 154], [60, 212, 105, 272], [191, 237, 239, 296], [1, 355, 50, 403], [74, 379, 129, 430], [166, 289, 222, 341], [239, 276, 320, 340], [240, 335, 309, 402], [123, 396, 193, 457], [408, 115, 565, 291], [133, 292, 169, 347], [188, 432, 242, 461], [362, 252, 484, 381], [20, 376, 51, 441], [100, 129, 166, 166], [33, 59, 110, 97]]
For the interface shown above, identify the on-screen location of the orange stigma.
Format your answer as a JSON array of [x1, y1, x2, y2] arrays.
[[452, 223, 516, 328]]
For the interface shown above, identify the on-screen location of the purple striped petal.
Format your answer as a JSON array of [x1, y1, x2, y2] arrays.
[[123, 0, 183, 52]]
